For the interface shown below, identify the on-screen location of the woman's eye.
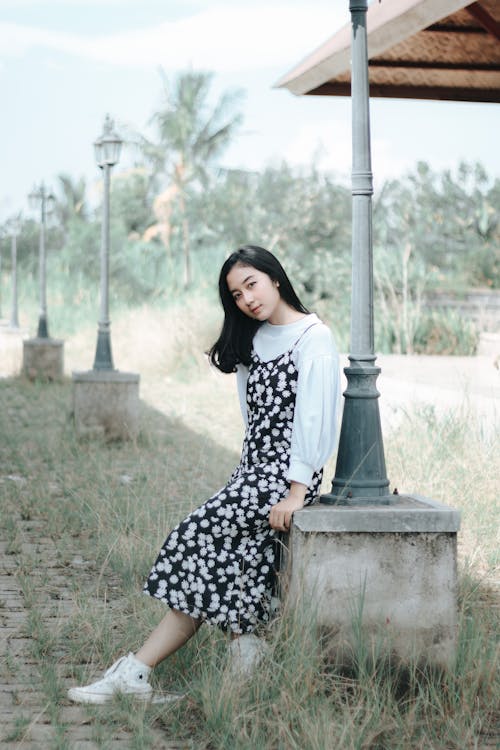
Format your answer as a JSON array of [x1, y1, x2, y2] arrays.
[[248, 282, 256, 288]]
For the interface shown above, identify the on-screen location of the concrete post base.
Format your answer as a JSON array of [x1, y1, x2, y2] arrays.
[[0, 327, 29, 377], [0, 325, 28, 378], [478, 331, 500, 358], [285, 495, 460, 668], [22, 337, 64, 381], [72, 369, 140, 440]]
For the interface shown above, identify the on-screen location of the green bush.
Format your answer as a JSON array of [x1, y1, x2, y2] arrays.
[[413, 307, 479, 355]]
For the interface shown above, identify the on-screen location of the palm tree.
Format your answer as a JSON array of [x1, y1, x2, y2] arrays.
[[141, 70, 244, 287], [55, 173, 87, 231]]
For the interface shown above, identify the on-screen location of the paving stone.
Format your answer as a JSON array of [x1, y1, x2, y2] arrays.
[[4, 722, 55, 742], [0, 575, 19, 585], [0, 603, 25, 613], [11, 693, 47, 707], [58, 705, 93, 723], [3, 744, 53, 750], [0, 627, 23, 638], [6, 638, 34, 656]]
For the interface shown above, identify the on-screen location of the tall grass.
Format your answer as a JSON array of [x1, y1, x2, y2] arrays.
[[1, 328, 498, 748], [5, 238, 483, 356], [385, 403, 499, 582], [8, 242, 225, 339]]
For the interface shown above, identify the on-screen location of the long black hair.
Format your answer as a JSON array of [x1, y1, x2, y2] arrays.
[[208, 245, 309, 373]]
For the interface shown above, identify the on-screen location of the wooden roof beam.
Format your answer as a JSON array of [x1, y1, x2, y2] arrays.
[[426, 22, 488, 33], [465, 2, 500, 41], [306, 81, 500, 102], [369, 60, 500, 72]]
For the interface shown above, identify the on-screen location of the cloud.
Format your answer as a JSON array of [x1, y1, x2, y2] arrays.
[[0, 4, 346, 72], [283, 119, 415, 184], [284, 119, 351, 175], [0, 0, 132, 6]]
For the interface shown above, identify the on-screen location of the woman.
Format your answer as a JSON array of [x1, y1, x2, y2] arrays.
[[68, 245, 340, 704]]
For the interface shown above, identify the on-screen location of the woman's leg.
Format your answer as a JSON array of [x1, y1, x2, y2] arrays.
[[67, 609, 202, 703], [135, 608, 202, 667]]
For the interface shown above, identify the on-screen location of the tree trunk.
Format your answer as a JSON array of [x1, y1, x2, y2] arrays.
[[179, 190, 191, 289]]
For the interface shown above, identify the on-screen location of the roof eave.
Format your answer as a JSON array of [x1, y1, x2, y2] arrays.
[[275, 0, 472, 96]]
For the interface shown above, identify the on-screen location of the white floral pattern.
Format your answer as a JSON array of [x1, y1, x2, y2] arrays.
[[144, 325, 322, 634]]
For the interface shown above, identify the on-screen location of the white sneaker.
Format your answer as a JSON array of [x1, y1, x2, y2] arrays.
[[228, 634, 270, 679], [67, 653, 153, 704]]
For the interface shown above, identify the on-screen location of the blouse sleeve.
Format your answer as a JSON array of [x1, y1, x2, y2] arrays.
[[288, 328, 341, 486], [236, 364, 249, 427]]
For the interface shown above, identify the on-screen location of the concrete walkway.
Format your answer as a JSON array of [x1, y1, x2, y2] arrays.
[[370, 354, 499, 432], [0, 513, 188, 749]]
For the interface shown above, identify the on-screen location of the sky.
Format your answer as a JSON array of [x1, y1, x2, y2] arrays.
[[0, 0, 498, 221]]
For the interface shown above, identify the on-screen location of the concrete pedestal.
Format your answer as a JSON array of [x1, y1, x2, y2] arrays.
[[22, 337, 64, 381], [0, 327, 28, 377], [285, 495, 460, 667], [478, 331, 500, 358], [72, 369, 140, 440]]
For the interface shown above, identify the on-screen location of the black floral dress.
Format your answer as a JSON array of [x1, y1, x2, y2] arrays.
[[144, 325, 323, 634]]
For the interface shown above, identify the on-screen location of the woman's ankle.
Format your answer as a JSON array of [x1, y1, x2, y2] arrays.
[[134, 650, 156, 669]]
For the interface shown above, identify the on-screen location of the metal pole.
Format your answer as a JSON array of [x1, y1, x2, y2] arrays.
[[322, 0, 390, 505], [93, 163, 114, 370], [10, 232, 19, 328], [37, 186, 49, 338]]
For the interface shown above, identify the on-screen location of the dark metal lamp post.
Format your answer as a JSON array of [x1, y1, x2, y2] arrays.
[[322, 0, 390, 505], [28, 183, 55, 339], [92, 114, 122, 371]]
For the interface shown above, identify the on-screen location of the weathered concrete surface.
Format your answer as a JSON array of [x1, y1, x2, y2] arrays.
[[286, 495, 460, 667], [477, 331, 500, 359], [0, 327, 29, 377], [72, 369, 140, 440], [23, 338, 64, 381]]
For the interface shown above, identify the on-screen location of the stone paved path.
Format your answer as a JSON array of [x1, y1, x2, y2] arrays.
[[0, 515, 189, 749]]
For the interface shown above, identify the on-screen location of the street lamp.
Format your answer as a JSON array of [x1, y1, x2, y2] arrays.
[[6, 214, 22, 329], [28, 183, 56, 338], [72, 115, 138, 439], [92, 114, 123, 370], [322, 0, 390, 505]]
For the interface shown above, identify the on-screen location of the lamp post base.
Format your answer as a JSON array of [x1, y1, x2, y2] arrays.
[[93, 328, 115, 371], [324, 359, 390, 505], [23, 337, 64, 381], [321, 492, 397, 507], [284, 495, 460, 668], [36, 315, 49, 339], [72, 369, 140, 440]]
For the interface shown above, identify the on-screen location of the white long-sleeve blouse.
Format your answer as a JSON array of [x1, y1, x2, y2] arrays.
[[236, 313, 341, 487]]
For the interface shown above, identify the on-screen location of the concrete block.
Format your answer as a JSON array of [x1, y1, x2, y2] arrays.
[[477, 331, 500, 358], [72, 369, 140, 440], [285, 495, 460, 667], [22, 337, 64, 381], [0, 327, 28, 377]]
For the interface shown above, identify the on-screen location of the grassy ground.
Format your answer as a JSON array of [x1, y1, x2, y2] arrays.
[[0, 310, 499, 748]]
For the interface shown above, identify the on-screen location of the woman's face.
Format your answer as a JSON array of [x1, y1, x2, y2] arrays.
[[226, 263, 282, 322]]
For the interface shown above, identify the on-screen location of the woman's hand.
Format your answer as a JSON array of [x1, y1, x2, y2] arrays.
[[269, 482, 307, 532]]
